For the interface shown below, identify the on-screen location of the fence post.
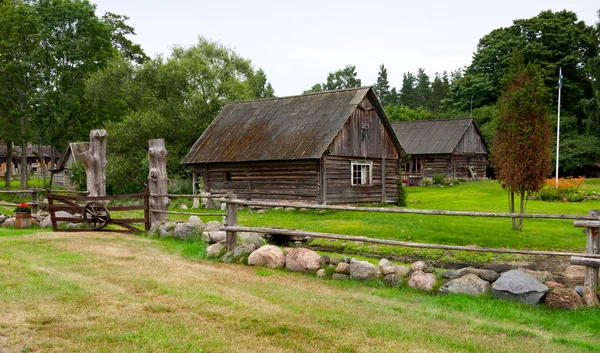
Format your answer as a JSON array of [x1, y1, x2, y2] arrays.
[[31, 188, 39, 213], [225, 192, 238, 251], [147, 139, 169, 229], [584, 210, 600, 290]]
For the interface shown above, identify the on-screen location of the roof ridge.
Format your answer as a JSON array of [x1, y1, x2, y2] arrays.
[[224, 86, 373, 105], [391, 117, 473, 124]]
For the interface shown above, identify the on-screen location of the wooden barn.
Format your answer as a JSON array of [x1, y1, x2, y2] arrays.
[[391, 118, 488, 182], [50, 142, 89, 187], [182, 87, 406, 204], [0, 144, 60, 176]]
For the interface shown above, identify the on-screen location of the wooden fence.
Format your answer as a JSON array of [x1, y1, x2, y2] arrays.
[[0, 188, 88, 213], [214, 194, 600, 292]]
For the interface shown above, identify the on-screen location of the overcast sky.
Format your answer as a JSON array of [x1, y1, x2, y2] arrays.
[[92, 0, 599, 97]]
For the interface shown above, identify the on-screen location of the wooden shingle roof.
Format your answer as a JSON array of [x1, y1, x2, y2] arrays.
[[182, 87, 403, 164], [392, 118, 480, 155]]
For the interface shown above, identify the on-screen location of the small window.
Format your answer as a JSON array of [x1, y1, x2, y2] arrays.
[[351, 161, 372, 186], [223, 172, 231, 182], [361, 126, 369, 139]]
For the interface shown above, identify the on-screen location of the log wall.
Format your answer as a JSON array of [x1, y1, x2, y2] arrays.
[[195, 160, 320, 202], [421, 154, 488, 179]]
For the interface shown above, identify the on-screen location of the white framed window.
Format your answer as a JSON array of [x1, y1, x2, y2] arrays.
[[351, 161, 372, 186]]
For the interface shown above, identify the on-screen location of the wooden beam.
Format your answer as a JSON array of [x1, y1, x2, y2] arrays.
[[320, 155, 327, 204], [381, 158, 386, 203], [571, 256, 600, 267]]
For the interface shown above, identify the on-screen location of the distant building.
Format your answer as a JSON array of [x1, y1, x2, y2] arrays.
[[182, 87, 405, 204], [50, 142, 89, 188], [392, 118, 488, 183], [0, 144, 61, 177]]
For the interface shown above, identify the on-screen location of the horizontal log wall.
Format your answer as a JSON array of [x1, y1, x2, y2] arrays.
[[420, 154, 488, 179], [195, 160, 320, 202], [325, 155, 398, 204]]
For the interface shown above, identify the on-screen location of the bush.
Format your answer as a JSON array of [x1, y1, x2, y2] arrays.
[[538, 188, 561, 201], [567, 193, 584, 202], [168, 179, 193, 195], [397, 181, 407, 207], [537, 177, 585, 202], [432, 174, 445, 185], [70, 161, 87, 191]]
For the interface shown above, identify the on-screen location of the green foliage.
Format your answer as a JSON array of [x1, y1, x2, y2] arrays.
[[537, 188, 561, 201], [373, 64, 391, 105], [304, 65, 362, 93], [431, 174, 445, 185], [168, 180, 193, 195], [70, 161, 86, 191], [397, 181, 407, 207], [384, 104, 433, 122]]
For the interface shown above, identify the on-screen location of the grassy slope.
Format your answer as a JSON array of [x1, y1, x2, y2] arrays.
[[0, 231, 599, 353]]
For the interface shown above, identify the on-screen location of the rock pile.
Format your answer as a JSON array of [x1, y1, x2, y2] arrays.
[[0, 212, 53, 228]]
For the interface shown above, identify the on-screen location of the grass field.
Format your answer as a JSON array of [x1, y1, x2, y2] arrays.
[[1, 230, 599, 353]]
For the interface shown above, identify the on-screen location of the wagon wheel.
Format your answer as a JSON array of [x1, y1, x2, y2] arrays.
[[83, 202, 110, 230]]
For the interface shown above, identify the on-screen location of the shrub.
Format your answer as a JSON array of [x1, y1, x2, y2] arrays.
[[397, 180, 407, 207], [432, 174, 445, 185], [168, 179, 193, 195], [567, 193, 584, 202], [538, 177, 585, 202], [538, 188, 560, 201], [70, 161, 87, 191]]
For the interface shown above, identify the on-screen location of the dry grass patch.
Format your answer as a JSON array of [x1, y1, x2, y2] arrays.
[[0, 232, 598, 352]]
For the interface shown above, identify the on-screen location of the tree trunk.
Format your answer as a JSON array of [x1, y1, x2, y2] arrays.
[[517, 190, 525, 231], [80, 129, 107, 196], [509, 188, 516, 230], [38, 143, 46, 187], [148, 138, 169, 228], [5, 141, 12, 188], [19, 114, 28, 189]]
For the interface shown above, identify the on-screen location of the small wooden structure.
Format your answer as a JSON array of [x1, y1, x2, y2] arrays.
[[392, 118, 488, 183], [182, 87, 405, 204], [50, 142, 89, 187], [0, 145, 60, 176]]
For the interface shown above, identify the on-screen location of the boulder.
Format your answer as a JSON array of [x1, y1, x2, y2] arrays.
[[285, 248, 321, 273], [575, 285, 584, 297], [411, 261, 426, 272], [442, 269, 463, 280], [33, 213, 45, 222], [332, 273, 350, 280], [378, 258, 392, 269], [439, 274, 491, 296], [384, 274, 401, 287], [316, 269, 327, 278], [408, 271, 437, 291], [66, 223, 79, 228], [545, 281, 565, 289], [518, 268, 552, 282], [206, 243, 227, 259], [394, 265, 412, 278], [544, 288, 582, 310], [478, 270, 500, 282], [256, 209, 267, 214], [320, 255, 331, 267], [222, 244, 256, 263], [0, 214, 6, 223], [54, 211, 76, 225], [180, 204, 188, 209], [382, 266, 396, 275], [582, 286, 600, 307], [330, 257, 343, 266], [336, 262, 350, 274], [204, 221, 222, 232], [492, 270, 548, 304], [247, 245, 285, 269], [207, 231, 226, 244], [173, 223, 197, 240], [187, 216, 205, 230], [2, 217, 15, 227], [349, 259, 382, 281], [238, 232, 264, 248], [39, 216, 52, 228], [159, 224, 174, 238]]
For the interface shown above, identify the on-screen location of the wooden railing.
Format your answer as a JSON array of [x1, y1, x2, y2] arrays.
[[0, 188, 88, 213]]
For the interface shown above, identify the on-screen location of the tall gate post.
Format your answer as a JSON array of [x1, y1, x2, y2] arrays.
[[225, 192, 238, 251], [148, 139, 169, 229], [80, 129, 107, 197]]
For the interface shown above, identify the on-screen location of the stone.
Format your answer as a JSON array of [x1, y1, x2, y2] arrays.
[[316, 269, 327, 278], [273, 207, 283, 211], [545, 281, 565, 289], [222, 244, 256, 263], [187, 216, 205, 230], [207, 231, 226, 244], [439, 274, 491, 296], [54, 211, 75, 224], [180, 204, 188, 209], [384, 274, 401, 287], [284, 207, 295, 211], [442, 269, 463, 280], [204, 221, 222, 232], [2, 217, 15, 227], [33, 213, 45, 222], [518, 268, 552, 282], [238, 232, 264, 248], [349, 259, 382, 281], [336, 262, 350, 274], [382, 266, 396, 275], [582, 286, 600, 306], [478, 270, 500, 282], [330, 257, 343, 266], [379, 258, 392, 269], [285, 248, 321, 273], [575, 285, 584, 297], [247, 245, 285, 269], [299, 208, 309, 212], [343, 256, 351, 263], [39, 216, 52, 228], [0, 215, 6, 223], [173, 223, 197, 240], [492, 270, 548, 305], [159, 224, 173, 238], [411, 261, 426, 272], [163, 221, 176, 231], [206, 243, 227, 259], [332, 273, 350, 280], [320, 255, 331, 267], [408, 271, 437, 291], [256, 209, 267, 214], [394, 265, 412, 278], [66, 223, 79, 228], [544, 288, 582, 310]]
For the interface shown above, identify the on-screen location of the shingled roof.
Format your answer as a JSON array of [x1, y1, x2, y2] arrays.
[[182, 87, 403, 164], [391, 118, 482, 155]]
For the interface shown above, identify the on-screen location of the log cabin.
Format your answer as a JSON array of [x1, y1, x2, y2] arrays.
[[0, 144, 60, 176], [49, 142, 89, 187], [182, 87, 406, 204], [391, 118, 488, 183]]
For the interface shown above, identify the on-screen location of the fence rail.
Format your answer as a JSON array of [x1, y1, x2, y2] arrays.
[[216, 194, 600, 293], [0, 188, 88, 213]]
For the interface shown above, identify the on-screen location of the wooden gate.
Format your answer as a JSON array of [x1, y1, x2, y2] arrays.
[[47, 189, 149, 233]]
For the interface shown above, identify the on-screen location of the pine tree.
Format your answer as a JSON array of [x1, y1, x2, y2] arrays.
[[399, 73, 416, 108], [415, 68, 432, 109], [374, 64, 391, 105]]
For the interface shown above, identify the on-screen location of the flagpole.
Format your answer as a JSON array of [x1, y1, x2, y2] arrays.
[[555, 68, 562, 189]]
